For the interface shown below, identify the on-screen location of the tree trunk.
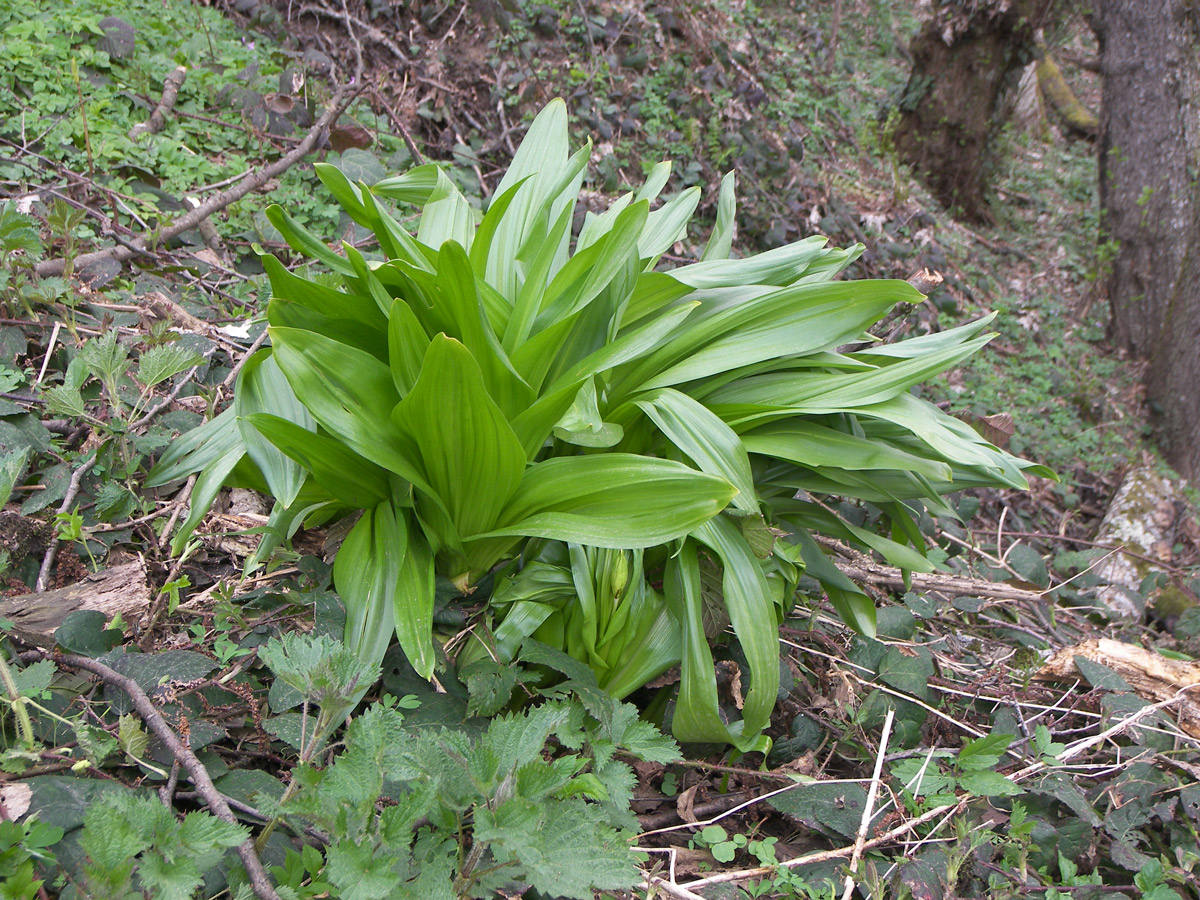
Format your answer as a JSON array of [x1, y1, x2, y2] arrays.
[[1093, 0, 1200, 479], [1093, 0, 1200, 358], [1146, 205, 1200, 480], [892, 0, 1056, 222]]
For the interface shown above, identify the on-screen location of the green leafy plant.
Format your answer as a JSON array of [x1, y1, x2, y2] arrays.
[[246, 631, 680, 899], [0, 818, 63, 900], [78, 791, 248, 899], [149, 99, 1050, 748]]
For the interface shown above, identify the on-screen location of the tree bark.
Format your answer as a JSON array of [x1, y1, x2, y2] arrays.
[[1146, 204, 1200, 480], [1093, 0, 1200, 479], [1093, 0, 1200, 358], [892, 0, 1057, 222]]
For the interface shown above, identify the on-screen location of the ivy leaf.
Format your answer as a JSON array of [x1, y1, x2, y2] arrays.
[[1006, 543, 1050, 588]]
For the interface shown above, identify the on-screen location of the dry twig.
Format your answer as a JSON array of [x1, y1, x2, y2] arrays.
[[42, 652, 283, 900], [129, 66, 188, 139], [35, 84, 362, 279]]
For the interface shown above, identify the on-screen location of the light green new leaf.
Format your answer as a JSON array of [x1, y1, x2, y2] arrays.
[[391, 335, 526, 540]]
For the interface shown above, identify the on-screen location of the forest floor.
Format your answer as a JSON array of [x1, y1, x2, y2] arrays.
[[1, 1, 1199, 899]]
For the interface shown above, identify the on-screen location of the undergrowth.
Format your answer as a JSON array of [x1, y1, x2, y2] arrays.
[[0, 1, 1197, 899]]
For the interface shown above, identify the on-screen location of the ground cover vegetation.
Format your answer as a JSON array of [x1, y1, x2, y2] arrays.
[[0, 1, 1197, 899]]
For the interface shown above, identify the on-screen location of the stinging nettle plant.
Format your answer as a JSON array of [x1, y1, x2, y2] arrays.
[[148, 99, 1051, 750]]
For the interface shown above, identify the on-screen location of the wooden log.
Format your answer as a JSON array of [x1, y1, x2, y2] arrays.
[[0, 556, 151, 646]]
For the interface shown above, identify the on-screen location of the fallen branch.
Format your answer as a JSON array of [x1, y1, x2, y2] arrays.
[[43, 651, 283, 900], [680, 798, 967, 890], [129, 66, 188, 139], [35, 84, 360, 279], [835, 558, 1047, 604], [35, 452, 96, 593]]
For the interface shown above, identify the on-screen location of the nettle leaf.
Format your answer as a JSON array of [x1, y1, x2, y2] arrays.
[[461, 657, 519, 717], [957, 732, 1015, 771], [77, 329, 130, 385], [136, 344, 203, 387], [11, 659, 55, 698], [958, 770, 1022, 797]]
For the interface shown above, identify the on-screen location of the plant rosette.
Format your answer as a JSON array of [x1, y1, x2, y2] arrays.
[[148, 100, 1052, 750]]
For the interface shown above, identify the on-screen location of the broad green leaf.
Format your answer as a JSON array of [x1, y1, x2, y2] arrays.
[[235, 351, 310, 509], [314, 161, 371, 223], [146, 407, 241, 488], [700, 172, 736, 262], [370, 163, 442, 203], [638, 187, 700, 261], [416, 167, 476, 252], [635, 160, 673, 204], [692, 515, 779, 740], [534, 200, 648, 331], [741, 420, 954, 482], [171, 438, 245, 555], [708, 334, 991, 415], [264, 205, 354, 276], [546, 300, 699, 394], [788, 527, 876, 636], [775, 500, 933, 573], [387, 298, 430, 397], [428, 242, 534, 420], [669, 235, 836, 289], [634, 388, 758, 514], [266, 292, 389, 363], [614, 280, 914, 397], [476, 455, 736, 548], [334, 502, 406, 677], [663, 540, 768, 753], [553, 378, 624, 448], [359, 186, 438, 270], [391, 335, 526, 541], [269, 326, 431, 493], [394, 520, 436, 679], [243, 414, 390, 508]]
